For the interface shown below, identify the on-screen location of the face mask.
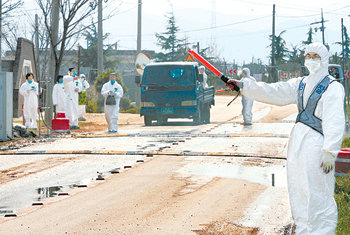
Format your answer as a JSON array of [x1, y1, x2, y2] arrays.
[[110, 80, 115, 85], [305, 59, 321, 73], [28, 80, 33, 84], [59, 79, 63, 83], [73, 72, 77, 77]]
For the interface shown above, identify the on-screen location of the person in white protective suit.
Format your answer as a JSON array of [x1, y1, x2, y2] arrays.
[[63, 68, 82, 129], [240, 68, 256, 125], [199, 65, 209, 89], [19, 72, 39, 129], [101, 73, 124, 133], [228, 42, 344, 234], [52, 75, 66, 113], [78, 74, 90, 121]]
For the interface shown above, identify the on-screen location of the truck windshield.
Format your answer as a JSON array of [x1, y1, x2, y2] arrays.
[[142, 66, 195, 86]]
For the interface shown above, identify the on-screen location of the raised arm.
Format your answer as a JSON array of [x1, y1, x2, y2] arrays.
[[241, 77, 302, 106]]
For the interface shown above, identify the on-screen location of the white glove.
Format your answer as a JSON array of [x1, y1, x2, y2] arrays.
[[320, 153, 336, 174]]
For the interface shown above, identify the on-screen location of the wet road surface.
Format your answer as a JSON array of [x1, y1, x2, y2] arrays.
[[0, 96, 297, 234]]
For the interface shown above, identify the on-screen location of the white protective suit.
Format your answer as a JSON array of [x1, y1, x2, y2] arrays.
[[19, 80, 39, 129], [79, 76, 90, 92], [199, 66, 209, 89], [241, 42, 344, 234], [78, 76, 90, 119], [241, 68, 256, 125], [52, 83, 66, 112], [63, 74, 82, 127], [101, 81, 124, 132]]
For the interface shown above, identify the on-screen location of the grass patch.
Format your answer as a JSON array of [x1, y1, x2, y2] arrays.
[[342, 137, 350, 148], [335, 174, 350, 234], [336, 137, 350, 234]]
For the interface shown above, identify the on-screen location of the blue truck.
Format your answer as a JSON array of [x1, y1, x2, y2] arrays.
[[136, 62, 215, 126]]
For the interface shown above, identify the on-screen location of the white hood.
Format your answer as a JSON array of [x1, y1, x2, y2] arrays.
[[303, 42, 330, 100]]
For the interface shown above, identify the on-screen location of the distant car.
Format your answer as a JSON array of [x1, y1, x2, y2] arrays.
[[328, 64, 345, 87]]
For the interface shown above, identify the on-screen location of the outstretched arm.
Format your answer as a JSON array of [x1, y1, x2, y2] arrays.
[[241, 77, 302, 106]]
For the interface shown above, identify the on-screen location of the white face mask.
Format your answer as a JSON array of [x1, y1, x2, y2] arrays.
[[305, 59, 321, 73]]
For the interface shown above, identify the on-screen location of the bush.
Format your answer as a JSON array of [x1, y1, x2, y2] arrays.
[[79, 91, 87, 105], [86, 89, 99, 113], [94, 69, 127, 94], [93, 69, 128, 113], [120, 96, 133, 111], [120, 107, 140, 114]]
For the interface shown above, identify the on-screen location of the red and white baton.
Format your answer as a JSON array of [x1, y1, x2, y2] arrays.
[[188, 50, 240, 92]]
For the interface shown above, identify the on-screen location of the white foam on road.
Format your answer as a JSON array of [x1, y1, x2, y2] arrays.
[[237, 187, 293, 234]]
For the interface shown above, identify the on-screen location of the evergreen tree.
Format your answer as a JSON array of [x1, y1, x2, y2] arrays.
[[302, 27, 314, 45], [81, 22, 118, 71], [269, 30, 289, 65], [288, 45, 304, 64], [155, 11, 187, 61], [336, 25, 350, 62]]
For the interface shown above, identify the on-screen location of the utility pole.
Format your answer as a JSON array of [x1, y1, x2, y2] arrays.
[[342, 18, 345, 73], [341, 18, 349, 122], [310, 8, 327, 46], [137, 0, 142, 53], [35, 14, 40, 80], [78, 44, 81, 75], [0, 0, 2, 71], [271, 4, 276, 83], [135, 0, 142, 107], [35, 14, 41, 137], [45, 0, 59, 130], [321, 9, 325, 45], [97, 0, 103, 73], [197, 42, 200, 53]]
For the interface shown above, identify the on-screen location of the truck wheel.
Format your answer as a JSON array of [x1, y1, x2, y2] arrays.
[[157, 116, 168, 125], [144, 116, 152, 126]]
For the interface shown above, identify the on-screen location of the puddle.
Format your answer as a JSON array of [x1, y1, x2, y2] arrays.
[[176, 157, 287, 187]]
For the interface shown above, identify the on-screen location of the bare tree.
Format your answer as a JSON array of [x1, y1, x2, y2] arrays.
[[36, 0, 96, 80], [1, 1, 24, 53], [1, 0, 23, 15]]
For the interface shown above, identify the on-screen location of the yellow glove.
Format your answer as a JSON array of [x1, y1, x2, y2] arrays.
[[320, 153, 336, 174]]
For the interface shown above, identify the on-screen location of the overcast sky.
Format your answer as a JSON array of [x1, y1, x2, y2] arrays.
[[20, 0, 350, 65]]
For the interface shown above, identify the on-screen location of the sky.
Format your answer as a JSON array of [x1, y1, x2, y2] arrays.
[[18, 0, 350, 65]]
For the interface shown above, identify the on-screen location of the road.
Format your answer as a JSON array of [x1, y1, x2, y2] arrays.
[[0, 96, 297, 234]]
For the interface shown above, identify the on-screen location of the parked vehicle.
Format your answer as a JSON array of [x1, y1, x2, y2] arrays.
[[328, 64, 345, 86], [136, 62, 215, 126]]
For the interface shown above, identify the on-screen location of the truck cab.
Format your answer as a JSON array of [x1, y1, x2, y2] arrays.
[[138, 62, 215, 126], [328, 64, 345, 87]]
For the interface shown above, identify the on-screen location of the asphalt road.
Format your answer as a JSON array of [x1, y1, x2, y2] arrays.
[[0, 96, 297, 234]]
